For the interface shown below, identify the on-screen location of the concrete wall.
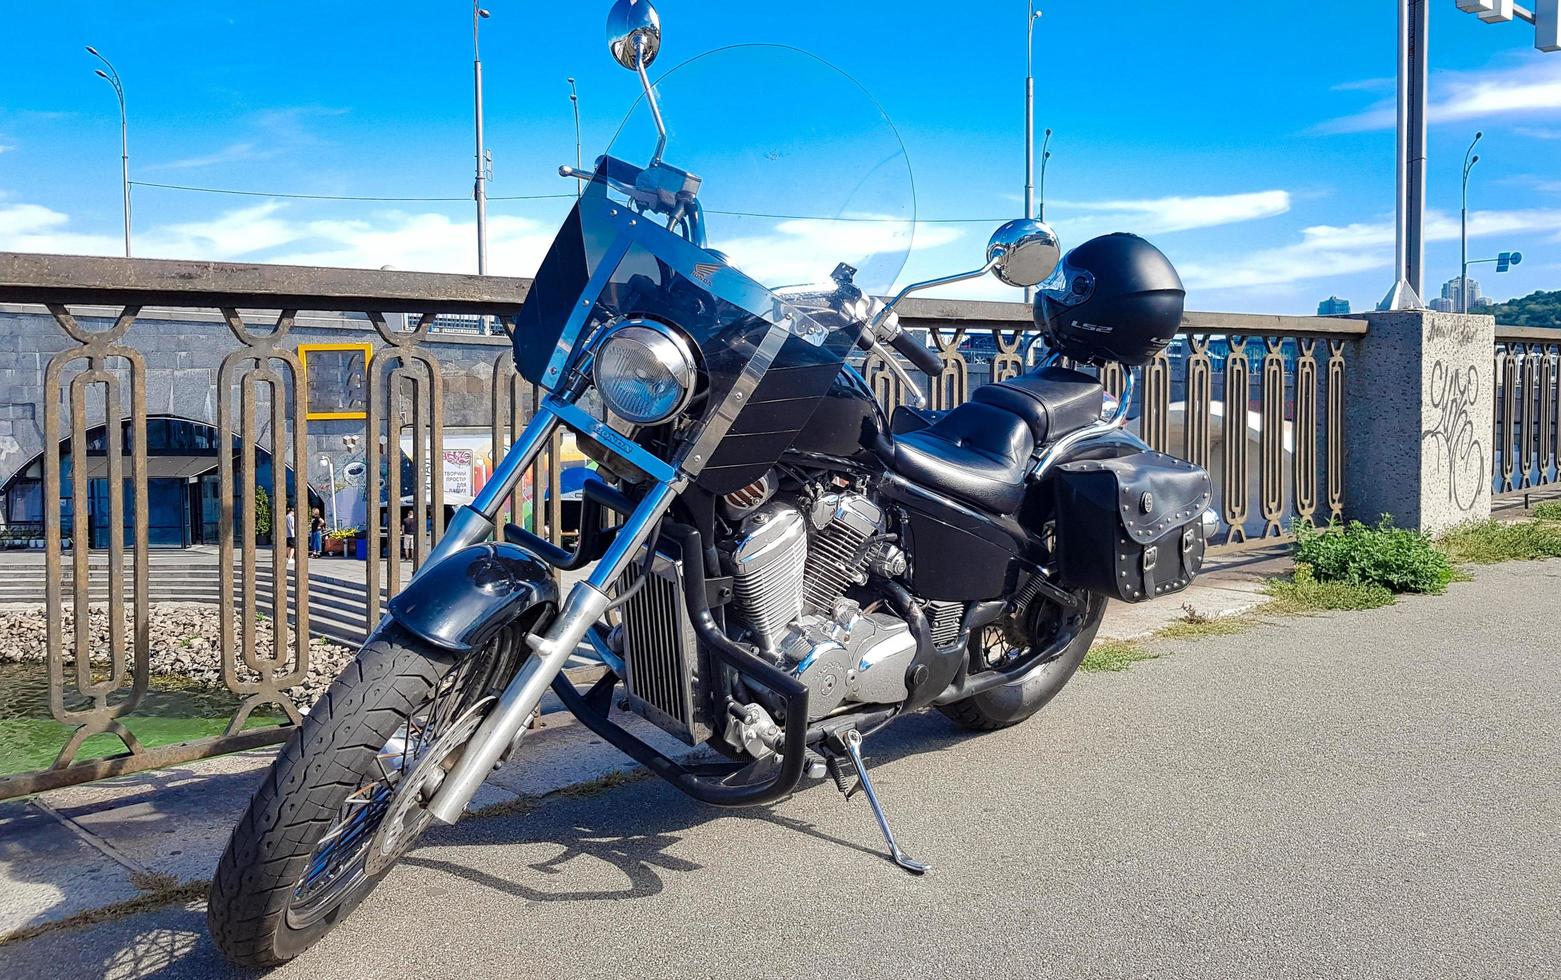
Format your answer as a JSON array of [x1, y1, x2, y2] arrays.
[[1346, 310, 1494, 534], [0, 307, 516, 513]]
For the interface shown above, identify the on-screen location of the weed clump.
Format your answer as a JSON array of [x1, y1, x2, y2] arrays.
[[1293, 518, 1453, 594]]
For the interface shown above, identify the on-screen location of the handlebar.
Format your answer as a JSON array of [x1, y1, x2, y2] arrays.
[[892, 332, 945, 377]]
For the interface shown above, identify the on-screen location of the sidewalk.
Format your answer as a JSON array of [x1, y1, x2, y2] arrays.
[[0, 545, 1290, 942], [2, 557, 1555, 978]]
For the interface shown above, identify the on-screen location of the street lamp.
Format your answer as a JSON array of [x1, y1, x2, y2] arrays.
[[567, 77, 583, 198], [1023, 5, 1043, 302], [472, 4, 492, 278], [1038, 128, 1053, 221], [85, 46, 130, 258], [1460, 131, 1483, 313]]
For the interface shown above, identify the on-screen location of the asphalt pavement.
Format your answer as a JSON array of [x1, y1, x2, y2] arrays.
[[1, 559, 1556, 980]]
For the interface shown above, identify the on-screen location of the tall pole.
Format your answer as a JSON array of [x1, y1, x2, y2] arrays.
[[1461, 131, 1482, 314], [472, 4, 491, 277], [86, 47, 130, 257], [568, 77, 582, 199], [1379, 0, 1428, 311], [1023, 6, 1042, 303]]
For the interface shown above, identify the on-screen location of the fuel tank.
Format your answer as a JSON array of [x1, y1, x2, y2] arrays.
[[784, 366, 886, 468]]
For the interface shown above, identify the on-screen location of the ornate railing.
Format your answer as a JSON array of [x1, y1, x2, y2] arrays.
[[0, 253, 1366, 798], [874, 301, 1367, 548], [1492, 327, 1561, 498]]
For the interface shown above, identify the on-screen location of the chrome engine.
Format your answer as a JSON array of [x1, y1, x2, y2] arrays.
[[725, 483, 918, 720]]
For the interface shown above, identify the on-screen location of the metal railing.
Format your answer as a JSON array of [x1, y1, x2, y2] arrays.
[[1493, 326, 1561, 497], [0, 252, 1366, 798]]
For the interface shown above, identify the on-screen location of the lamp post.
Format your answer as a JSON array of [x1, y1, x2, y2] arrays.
[[1023, 5, 1043, 302], [320, 455, 339, 531], [567, 77, 582, 198], [472, 3, 492, 278], [1460, 131, 1483, 313], [85, 46, 130, 258]]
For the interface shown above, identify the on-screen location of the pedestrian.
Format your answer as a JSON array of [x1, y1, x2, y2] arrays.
[[284, 504, 296, 564], [309, 507, 325, 558], [401, 508, 416, 561]]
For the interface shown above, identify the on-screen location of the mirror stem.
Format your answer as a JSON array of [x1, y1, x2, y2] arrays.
[[869, 252, 1004, 335], [634, 35, 668, 165]]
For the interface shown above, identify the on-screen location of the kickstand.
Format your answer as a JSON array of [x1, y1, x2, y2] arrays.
[[833, 729, 929, 875]]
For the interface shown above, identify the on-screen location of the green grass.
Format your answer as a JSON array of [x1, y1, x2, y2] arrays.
[[1079, 641, 1157, 672], [1153, 612, 1258, 641], [1260, 566, 1397, 613], [1530, 500, 1561, 522], [1437, 517, 1561, 565]]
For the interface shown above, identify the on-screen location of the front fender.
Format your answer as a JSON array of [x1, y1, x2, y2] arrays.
[[386, 542, 558, 655]]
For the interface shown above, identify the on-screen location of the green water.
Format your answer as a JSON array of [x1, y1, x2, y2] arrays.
[[0, 663, 286, 777]]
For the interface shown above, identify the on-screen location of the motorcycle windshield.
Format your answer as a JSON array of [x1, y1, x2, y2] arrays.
[[512, 45, 915, 494]]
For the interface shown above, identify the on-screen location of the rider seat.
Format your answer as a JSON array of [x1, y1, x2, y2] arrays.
[[882, 366, 1104, 514]]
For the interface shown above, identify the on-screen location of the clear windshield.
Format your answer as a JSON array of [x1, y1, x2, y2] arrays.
[[606, 44, 916, 298], [512, 44, 913, 494]]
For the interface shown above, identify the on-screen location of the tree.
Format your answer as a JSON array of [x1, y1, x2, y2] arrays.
[[1483, 290, 1561, 328]]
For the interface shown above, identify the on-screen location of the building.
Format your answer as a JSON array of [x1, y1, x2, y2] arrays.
[[1317, 296, 1351, 316], [1431, 276, 1483, 313]]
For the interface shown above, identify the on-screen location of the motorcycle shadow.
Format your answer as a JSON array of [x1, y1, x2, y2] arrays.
[[401, 708, 980, 904]]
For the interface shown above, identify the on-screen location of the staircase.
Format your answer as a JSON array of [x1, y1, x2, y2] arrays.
[[0, 552, 383, 648]]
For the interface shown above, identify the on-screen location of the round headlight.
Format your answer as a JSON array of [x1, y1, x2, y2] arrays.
[[591, 318, 697, 425]]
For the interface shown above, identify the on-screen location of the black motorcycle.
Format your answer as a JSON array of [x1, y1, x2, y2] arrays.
[[209, 1, 1214, 966]]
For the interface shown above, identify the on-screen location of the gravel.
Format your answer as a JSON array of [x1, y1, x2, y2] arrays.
[[0, 603, 356, 711]]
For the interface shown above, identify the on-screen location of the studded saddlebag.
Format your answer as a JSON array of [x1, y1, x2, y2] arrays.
[[1051, 451, 1213, 603]]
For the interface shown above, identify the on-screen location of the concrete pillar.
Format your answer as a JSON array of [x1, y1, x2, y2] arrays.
[[1346, 310, 1494, 534]]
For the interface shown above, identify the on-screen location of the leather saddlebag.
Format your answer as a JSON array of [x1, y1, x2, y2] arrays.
[[1052, 451, 1213, 603]]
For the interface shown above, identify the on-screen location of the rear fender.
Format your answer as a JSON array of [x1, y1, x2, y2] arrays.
[[385, 543, 559, 655]]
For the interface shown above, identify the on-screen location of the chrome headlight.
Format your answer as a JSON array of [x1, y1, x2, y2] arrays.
[[592, 318, 697, 425]]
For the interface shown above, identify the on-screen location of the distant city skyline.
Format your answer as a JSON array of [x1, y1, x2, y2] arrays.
[[0, 2, 1556, 315]]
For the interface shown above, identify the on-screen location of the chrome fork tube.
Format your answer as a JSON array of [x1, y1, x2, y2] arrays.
[[426, 477, 683, 824], [412, 409, 560, 583]]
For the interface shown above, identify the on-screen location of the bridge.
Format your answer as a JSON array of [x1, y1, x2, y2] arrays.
[[0, 250, 1555, 802]]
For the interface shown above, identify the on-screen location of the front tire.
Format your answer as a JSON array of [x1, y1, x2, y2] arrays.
[[208, 624, 507, 968], [937, 592, 1107, 732]]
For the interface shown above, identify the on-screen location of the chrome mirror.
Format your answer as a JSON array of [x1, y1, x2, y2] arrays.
[[986, 218, 1061, 288], [607, 0, 661, 71]]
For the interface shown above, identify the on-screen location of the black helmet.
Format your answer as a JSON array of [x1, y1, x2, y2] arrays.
[[1033, 233, 1185, 366]]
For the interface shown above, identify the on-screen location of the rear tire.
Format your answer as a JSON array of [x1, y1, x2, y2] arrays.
[[207, 626, 460, 968], [937, 592, 1106, 732]]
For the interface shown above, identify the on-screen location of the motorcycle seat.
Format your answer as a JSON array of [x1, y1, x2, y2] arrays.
[[969, 365, 1103, 444], [881, 366, 1105, 515], [884, 401, 1033, 513]]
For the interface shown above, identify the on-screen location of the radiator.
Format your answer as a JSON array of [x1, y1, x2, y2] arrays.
[[617, 552, 710, 746]]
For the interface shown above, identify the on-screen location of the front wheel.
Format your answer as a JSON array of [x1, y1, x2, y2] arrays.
[[207, 623, 522, 968], [937, 590, 1107, 732]]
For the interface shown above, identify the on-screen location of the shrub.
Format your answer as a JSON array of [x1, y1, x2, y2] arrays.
[[254, 486, 272, 539], [1292, 517, 1453, 594], [1531, 500, 1561, 522], [1437, 518, 1561, 565]]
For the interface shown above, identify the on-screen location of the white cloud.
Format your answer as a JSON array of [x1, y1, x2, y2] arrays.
[[145, 142, 268, 172], [1050, 190, 1292, 236], [0, 144, 13, 155], [1176, 206, 1561, 290], [1320, 59, 1561, 133], [1331, 77, 1395, 93], [0, 195, 557, 277], [715, 216, 963, 293], [1516, 126, 1561, 140]]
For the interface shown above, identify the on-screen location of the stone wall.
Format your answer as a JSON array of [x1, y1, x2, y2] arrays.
[[1346, 310, 1495, 534]]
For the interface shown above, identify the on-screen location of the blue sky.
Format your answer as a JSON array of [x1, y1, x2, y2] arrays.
[[1, 1, 1558, 314]]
